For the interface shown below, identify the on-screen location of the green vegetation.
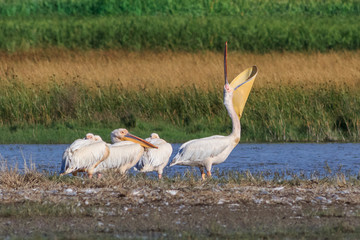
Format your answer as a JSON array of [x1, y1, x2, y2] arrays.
[[0, 0, 359, 52], [0, 1, 358, 143], [0, 0, 359, 17], [0, 15, 359, 52], [0, 78, 359, 143]]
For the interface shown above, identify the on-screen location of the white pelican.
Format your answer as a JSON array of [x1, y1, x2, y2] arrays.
[[60, 133, 110, 178], [170, 42, 258, 180], [93, 128, 158, 175], [134, 133, 173, 179]]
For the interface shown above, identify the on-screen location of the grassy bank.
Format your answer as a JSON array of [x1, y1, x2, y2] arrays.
[[1, 50, 359, 143]]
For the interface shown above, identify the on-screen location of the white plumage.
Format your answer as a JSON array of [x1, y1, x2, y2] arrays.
[[170, 135, 238, 167], [135, 133, 173, 179], [170, 43, 257, 180], [92, 128, 158, 175], [170, 86, 240, 179], [60, 133, 110, 178], [94, 141, 144, 174]]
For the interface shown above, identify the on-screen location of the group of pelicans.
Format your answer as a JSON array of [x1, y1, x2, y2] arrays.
[[59, 43, 258, 180]]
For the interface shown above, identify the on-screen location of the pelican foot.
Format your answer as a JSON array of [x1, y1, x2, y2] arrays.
[[201, 173, 206, 180]]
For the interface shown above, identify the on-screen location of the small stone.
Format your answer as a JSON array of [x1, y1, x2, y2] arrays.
[[273, 187, 284, 191], [65, 188, 76, 196], [166, 190, 178, 196], [259, 190, 269, 195]]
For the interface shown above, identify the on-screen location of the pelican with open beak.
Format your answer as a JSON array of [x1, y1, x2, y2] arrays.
[[92, 128, 158, 175], [170, 42, 258, 180]]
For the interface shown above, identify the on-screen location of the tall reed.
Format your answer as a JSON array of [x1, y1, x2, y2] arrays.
[[1, 50, 359, 90], [1, 77, 359, 143]]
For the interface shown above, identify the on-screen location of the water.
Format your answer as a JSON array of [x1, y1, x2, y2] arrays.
[[0, 143, 359, 178]]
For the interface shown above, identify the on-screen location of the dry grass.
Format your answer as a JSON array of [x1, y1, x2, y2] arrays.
[[1, 49, 359, 90]]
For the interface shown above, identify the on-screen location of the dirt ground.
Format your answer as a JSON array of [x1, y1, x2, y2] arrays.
[[1, 181, 360, 239]]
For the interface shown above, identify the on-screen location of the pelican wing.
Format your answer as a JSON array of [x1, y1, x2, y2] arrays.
[[171, 136, 229, 165], [61, 138, 91, 174], [230, 66, 258, 118], [96, 142, 143, 171], [68, 138, 94, 152], [61, 140, 108, 174], [137, 139, 173, 171]]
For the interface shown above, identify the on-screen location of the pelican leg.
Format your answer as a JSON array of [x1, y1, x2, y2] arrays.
[[88, 173, 93, 179], [97, 173, 102, 179], [158, 169, 164, 180], [206, 165, 212, 178], [200, 167, 206, 180]]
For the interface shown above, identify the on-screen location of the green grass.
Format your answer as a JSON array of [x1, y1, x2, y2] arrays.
[[0, 78, 359, 143], [0, 15, 359, 52], [0, 0, 359, 52], [0, 0, 359, 17]]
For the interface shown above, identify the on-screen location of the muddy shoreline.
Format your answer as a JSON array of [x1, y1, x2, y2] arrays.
[[1, 179, 360, 239]]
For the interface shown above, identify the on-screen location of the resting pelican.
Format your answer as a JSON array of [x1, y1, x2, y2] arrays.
[[170, 42, 258, 179], [134, 133, 173, 179], [93, 128, 158, 175], [60, 133, 110, 178]]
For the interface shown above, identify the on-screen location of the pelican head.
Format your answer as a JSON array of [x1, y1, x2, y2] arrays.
[[150, 133, 160, 139], [111, 128, 158, 148], [85, 133, 95, 140], [94, 135, 103, 141]]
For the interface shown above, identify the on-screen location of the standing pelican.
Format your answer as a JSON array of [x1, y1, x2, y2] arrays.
[[170, 42, 258, 179], [93, 128, 158, 175], [60, 133, 110, 178], [134, 133, 173, 179]]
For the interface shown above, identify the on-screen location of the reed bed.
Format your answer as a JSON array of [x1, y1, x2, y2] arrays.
[[0, 50, 359, 143], [1, 49, 359, 90], [0, 80, 359, 143]]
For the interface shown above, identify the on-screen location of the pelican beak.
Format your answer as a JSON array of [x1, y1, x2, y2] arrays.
[[230, 66, 258, 118], [122, 133, 158, 148], [224, 41, 229, 85]]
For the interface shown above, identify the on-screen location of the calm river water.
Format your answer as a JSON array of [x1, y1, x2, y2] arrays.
[[0, 143, 359, 178]]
